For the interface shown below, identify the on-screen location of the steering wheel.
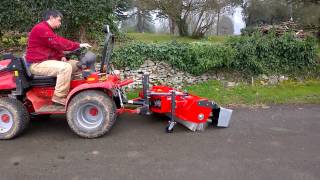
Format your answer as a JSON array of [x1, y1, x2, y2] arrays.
[[64, 47, 87, 60]]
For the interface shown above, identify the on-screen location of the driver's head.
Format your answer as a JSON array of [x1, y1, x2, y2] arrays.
[[43, 10, 63, 29]]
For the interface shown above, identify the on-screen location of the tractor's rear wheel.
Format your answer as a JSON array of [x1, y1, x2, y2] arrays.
[[0, 97, 30, 140], [67, 90, 116, 138]]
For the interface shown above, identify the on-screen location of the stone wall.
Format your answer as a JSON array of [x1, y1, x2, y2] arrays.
[[117, 60, 219, 89], [100, 60, 289, 89]]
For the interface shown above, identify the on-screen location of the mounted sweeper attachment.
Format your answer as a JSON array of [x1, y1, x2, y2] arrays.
[[122, 74, 233, 133]]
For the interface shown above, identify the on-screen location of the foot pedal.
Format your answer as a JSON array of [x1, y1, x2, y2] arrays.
[[36, 105, 65, 113]]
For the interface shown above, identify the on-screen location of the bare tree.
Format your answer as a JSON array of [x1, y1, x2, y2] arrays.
[[218, 15, 234, 35], [134, 0, 156, 33], [215, 0, 242, 35], [155, 0, 190, 36], [188, 0, 216, 37], [155, 0, 242, 37]]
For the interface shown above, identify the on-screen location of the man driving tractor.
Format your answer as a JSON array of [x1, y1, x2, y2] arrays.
[[25, 10, 91, 105], [0, 9, 232, 139]]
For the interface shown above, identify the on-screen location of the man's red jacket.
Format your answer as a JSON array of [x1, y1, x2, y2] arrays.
[[25, 21, 80, 63]]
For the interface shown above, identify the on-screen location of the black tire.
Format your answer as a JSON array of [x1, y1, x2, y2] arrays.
[[66, 90, 116, 138], [0, 97, 30, 140]]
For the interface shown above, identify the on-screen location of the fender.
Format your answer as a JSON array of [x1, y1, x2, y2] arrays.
[[66, 81, 115, 107], [0, 59, 16, 90]]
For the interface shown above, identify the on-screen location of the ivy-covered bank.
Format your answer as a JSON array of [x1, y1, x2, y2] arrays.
[[112, 33, 318, 77]]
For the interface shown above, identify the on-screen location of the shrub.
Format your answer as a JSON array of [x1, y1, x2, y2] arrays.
[[112, 32, 317, 76], [0, 32, 27, 49], [227, 32, 317, 75], [112, 41, 235, 75], [240, 26, 258, 36]]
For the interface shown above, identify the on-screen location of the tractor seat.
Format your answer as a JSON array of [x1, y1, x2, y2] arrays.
[[21, 58, 57, 86]]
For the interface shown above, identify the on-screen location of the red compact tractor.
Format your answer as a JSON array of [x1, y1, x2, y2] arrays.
[[0, 25, 233, 139]]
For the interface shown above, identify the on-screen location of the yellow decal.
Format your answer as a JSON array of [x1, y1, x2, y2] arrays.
[[87, 77, 96, 81]]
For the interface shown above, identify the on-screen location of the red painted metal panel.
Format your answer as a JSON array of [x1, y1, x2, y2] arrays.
[[26, 87, 55, 111], [0, 60, 16, 90], [66, 75, 132, 106], [66, 81, 115, 106], [147, 86, 212, 124], [0, 71, 16, 90], [0, 59, 11, 67]]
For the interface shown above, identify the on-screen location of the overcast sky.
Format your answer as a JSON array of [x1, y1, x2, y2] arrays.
[[232, 7, 246, 35]]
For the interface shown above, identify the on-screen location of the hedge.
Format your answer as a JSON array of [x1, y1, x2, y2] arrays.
[[112, 33, 317, 76], [112, 41, 235, 75], [227, 33, 317, 75]]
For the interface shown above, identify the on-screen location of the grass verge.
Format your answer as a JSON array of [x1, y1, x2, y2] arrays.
[[127, 80, 320, 106], [126, 33, 229, 44]]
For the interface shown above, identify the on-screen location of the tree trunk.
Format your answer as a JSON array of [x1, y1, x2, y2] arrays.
[[177, 19, 188, 36], [216, 8, 221, 36], [137, 9, 144, 33], [79, 25, 86, 42], [0, 30, 3, 44], [192, 11, 204, 37], [169, 17, 175, 35]]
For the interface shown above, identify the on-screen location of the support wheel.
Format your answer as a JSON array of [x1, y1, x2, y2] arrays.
[[165, 121, 176, 133], [0, 97, 30, 140], [67, 90, 116, 138], [166, 125, 174, 133]]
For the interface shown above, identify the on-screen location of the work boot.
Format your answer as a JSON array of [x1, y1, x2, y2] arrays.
[[52, 95, 66, 106]]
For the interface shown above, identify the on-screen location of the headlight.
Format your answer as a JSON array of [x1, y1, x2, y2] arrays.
[[198, 113, 205, 121]]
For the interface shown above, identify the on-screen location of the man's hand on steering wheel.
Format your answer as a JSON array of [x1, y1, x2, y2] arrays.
[[80, 43, 92, 48], [61, 57, 67, 62]]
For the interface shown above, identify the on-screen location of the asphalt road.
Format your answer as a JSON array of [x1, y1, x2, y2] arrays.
[[0, 104, 319, 180]]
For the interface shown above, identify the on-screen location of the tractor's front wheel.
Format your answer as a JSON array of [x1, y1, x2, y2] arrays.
[[0, 97, 30, 140], [67, 90, 116, 138]]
